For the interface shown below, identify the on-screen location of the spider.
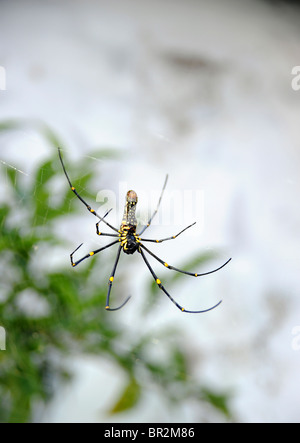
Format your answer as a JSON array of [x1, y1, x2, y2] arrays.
[[58, 148, 231, 313]]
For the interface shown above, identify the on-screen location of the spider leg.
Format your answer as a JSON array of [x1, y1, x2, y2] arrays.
[[95, 208, 120, 237], [138, 174, 168, 236], [140, 222, 196, 243], [139, 247, 222, 314], [105, 245, 131, 311], [96, 219, 120, 238], [140, 243, 231, 277], [58, 147, 119, 233], [70, 239, 119, 267]]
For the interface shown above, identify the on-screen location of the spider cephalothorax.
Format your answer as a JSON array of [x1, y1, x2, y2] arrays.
[[58, 148, 231, 313], [121, 190, 138, 227]]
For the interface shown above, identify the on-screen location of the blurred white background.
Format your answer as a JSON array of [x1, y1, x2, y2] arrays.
[[1, 0, 300, 422]]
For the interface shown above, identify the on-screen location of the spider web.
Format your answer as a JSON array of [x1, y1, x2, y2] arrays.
[[0, 128, 211, 304]]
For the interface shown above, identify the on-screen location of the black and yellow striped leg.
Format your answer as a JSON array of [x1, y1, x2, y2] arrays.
[[138, 174, 168, 236], [140, 243, 232, 277], [139, 248, 222, 314], [140, 222, 196, 244], [105, 245, 131, 311], [70, 239, 119, 267], [96, 219, 120, 238], [58, 147, 119, 233]]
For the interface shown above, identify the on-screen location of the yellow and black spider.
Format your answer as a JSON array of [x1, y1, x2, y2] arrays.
[[58, 148, 231, 313]]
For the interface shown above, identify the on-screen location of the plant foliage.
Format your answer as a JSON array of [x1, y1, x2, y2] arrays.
[[0, 122, 231, 422]]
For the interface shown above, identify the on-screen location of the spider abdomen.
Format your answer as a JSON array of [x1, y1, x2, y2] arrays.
[[119, 226, 140, 255], [123, 233, 139, 254]]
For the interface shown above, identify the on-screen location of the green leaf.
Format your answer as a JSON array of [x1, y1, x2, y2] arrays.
[[86, 147, 122, 161], [171, 347, 187, 382], [34, 158, 56, 190], [200, 387, 232, 418], [109, 377, 141, 415], [0, 119, 23, 132]]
